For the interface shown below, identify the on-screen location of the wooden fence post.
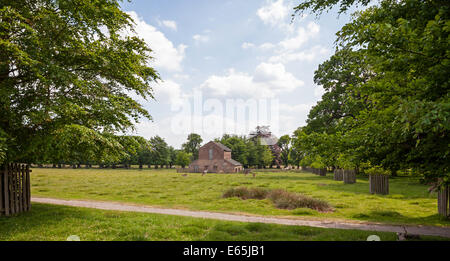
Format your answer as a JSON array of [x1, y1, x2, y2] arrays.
[[369, 174, 389, 195], [334, 169, 343, 181], [438, 186, 449, 218], [343, 169, 356, 184], [3, 164, 9, 216], [0, 163, 31, 216], [26, 164, 31, 211]]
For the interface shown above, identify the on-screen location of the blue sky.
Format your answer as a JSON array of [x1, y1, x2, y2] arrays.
[[120, 0, 358, 148]]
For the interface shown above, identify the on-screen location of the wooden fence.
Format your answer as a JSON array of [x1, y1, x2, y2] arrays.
[[0, 163, 31, 216], [369, 174, 389, 195], [437, 186, 449, 218], [343, 169, 356, 184], [334, 169, 343, 181]]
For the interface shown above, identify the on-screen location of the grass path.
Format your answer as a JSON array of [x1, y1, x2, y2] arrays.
[[31, 197, 450, 238]]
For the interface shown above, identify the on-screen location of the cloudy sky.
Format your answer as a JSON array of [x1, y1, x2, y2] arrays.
[[120, 0, 358, 148]]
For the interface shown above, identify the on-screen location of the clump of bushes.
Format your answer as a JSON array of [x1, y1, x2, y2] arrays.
[[222, 187, 268, 200], [222, 187, 332, 212]]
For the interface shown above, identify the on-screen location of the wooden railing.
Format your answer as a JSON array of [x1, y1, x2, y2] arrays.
[[438, 186, 449, 218], [0, 163, 31, 216]]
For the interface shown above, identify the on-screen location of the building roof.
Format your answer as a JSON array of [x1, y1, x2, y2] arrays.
[[225, 159, 242, 166], [210, 141, 232, 152]]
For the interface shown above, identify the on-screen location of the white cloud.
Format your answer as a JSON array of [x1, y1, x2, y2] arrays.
[[200, 63, 304, 98], [152, 79, 186, 108], [193, 34, 210, 44], [161, 20, 177, 31], [242, 42, 255, 49], [257, 0, 290, 27], [126, 11, 186, 72], [173, 73, 190, 80], [279, 103, 314, 114], [242, 42, 276, 51], [269, 45, 330, 63], [278, 22, 320, 51], [259, 42, 276, 50]]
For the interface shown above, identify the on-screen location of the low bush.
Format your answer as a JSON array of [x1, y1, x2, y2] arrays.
[[223, 187, 332, 212], [268, 189, 331, 211], [223, 187, 268, 200]]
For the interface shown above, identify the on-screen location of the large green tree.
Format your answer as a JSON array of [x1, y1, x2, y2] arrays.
[[277, 135, 291, 168], [294, 0, 449, 186], [175, 150, 191, 168], [182, 133, 203, 160], [217, 135, 249, 166], [0, 0, 159, 164], [149, 136, 169, 168]]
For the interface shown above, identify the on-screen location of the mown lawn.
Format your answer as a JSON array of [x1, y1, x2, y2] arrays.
[[30, 168, 450, 227], [1, 203, 446, 241]]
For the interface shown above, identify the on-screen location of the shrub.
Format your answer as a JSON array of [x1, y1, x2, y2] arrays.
[[267, 189, 331, 211], [222, 187, 268, 200], [222, 187, 332, 212]]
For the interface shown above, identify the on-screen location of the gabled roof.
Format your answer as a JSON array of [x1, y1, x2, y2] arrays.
[[206, 141, 232, 152], [225, 159, 242, 166]]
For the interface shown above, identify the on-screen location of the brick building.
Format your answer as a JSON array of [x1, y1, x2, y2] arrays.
[[188, 141, 243, 173]]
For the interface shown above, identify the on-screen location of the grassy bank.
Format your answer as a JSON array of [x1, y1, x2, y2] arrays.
[[1, 203, 446, 241], [30, 168, 450, 227]]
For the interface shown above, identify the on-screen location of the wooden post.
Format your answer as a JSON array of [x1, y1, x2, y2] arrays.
[[370, 174, 389, 195], [334, 169, 343, 181], [343, 169, 356, 184], [26, 164, 31, 211], [18, 164, 23, 212], [0, 166, 3, 215], [438, 186, 449, 218], [3, 164, 9, 216], [14, 164, 19, 214]]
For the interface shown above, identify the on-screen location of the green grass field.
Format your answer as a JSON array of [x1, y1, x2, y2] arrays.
[[0, 203, 446, 241], [29, 168, 450, 227]]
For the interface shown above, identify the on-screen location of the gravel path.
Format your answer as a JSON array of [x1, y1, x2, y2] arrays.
[[31, 197, 450, 238]]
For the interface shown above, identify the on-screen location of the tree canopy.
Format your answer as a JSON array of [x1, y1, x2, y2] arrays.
[[0, 0, 159, 164], [291, 0, 449, 187], [182, 133, 203, 160]]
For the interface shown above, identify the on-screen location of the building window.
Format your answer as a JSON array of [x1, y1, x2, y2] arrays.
[[213, 165, 218, 172], [209, 149, 213, 160]]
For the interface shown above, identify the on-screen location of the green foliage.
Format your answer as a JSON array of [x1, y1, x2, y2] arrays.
[[294, 0, 372, 16], [216, 134, 274, 168], [149, 136, 169, 167], [49, 125, 126, 164], [277, 135, 291, 167], [182, 133, 203, 160], [257, 140, 274, 168], [365, 166, 391, 176], [293, 0, 449, 186], [0, 0, 159, 163], [218, 135, 249, 166], [0, 128, 7, 164], [175, 150, 191, 168]]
